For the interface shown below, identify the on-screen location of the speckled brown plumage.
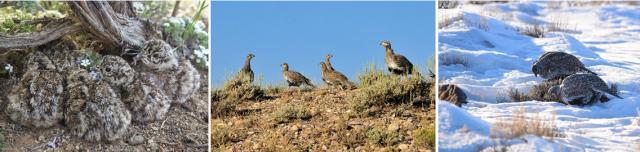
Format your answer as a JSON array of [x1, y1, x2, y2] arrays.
[[239, 53, 255, 83], [5, 69, 64, 128], [381, 40, 414, 75], [532, 51, 596, 80], [438, 84, 468, 107], [281, 63, 315, 88], [320, 62, 354, 90], [325, 54, 335, 71], [547, 73, 622, 105]]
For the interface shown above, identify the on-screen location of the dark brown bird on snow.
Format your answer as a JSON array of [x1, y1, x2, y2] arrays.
[[281, 63, 315, 88], [239, 53, 255, 82], [381, 40, 414, 75], [320, 62, 355, 90], [325, 54, 335, 71], [438, 84, 468, 107]]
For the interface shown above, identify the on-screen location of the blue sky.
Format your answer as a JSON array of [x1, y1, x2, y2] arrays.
[[212, 1, 435, 88]]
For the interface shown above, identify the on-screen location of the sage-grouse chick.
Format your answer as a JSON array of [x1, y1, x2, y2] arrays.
[[239, 53, 255, 83], [5, 69, 63, 128], [97, 55, 135, 90], [122, 72, 170, 123], [281, 63, 315, 88], [532, 51, 596, 81], [325, 54, 335, 71], [25, 51, 56, 71], [164, 60, 200, 105], [63, 67, 131, 142], [141, 39, 179, 72], [547, 73, 622, 105], [438, 84, 467, 107], [381, 40, 414, 75], [320, 62, 354, 90]]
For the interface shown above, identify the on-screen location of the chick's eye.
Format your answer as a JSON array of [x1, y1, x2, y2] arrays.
[[105, 68, 111, 72]]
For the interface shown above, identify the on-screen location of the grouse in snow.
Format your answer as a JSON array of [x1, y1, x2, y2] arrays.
[[239, 53, 255, 83], [320, 62, 354, 90], [532, 51, 596, 81], [281, 63, 315, 88], [381, 40, 414, 75], [547, 73, 622, 105], [438, 84, 468, 107]]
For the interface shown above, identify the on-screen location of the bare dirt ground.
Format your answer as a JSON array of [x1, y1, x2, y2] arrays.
[[0, 74, 209, 152], [212, 88, 435, 151]]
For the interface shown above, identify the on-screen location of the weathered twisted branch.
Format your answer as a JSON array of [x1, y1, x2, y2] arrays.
[[0, 1, 149, 55]]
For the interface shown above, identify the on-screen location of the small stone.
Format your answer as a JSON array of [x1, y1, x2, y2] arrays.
[[129, 135, 145, 145], [399, 144, 409, 150], [290, 125, 300, 131], [38, 135, 45, 141]]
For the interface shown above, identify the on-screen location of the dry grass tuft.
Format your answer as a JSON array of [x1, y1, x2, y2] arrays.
[[439, 12, 464, 29], [520, 24, 546, 38], [270, 103, 311, 124], [507, 88, 531, 102], [528, 80, 562, 102], [412, 123, 436, 149], [440, 54, 469, 67], [351, 64, 434, 116], [211, 120, 246, 148], [220, 75, 265, 101], [365, 126, 401, 146], [490, 108, 558, 139]]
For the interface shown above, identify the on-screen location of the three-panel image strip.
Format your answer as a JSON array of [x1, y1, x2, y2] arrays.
[[0, 1, 638, 152]]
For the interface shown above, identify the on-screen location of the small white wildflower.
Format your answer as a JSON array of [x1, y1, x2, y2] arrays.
[[195, 21, 205, 30], [89, 70, 100, 80], [4, 64, 13, 73], [80, 59, 91, 67], [163, 22, 170, 27]]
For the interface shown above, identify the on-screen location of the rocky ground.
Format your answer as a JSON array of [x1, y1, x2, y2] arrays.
[[0, 74, 209, 152], [212, 87, 435, 151]]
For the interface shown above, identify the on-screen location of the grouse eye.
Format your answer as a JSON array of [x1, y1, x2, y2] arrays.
[[153, 54, 160, 58], [105, 67, 111, 72]]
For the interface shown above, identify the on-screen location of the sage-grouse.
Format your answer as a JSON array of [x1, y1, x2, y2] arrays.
[[5, 69, 64, 128], [547, 73, 622, 105], [239, 53, 255, 83], [122, 72, 170, 123], [281, 63, 315, 88], [140, 39, 179, 72], [532, 51, 596, 80], [325, 54, 335, 71], [97, 55, 136, 90], [438, 84, 468, 107], [320, 62, 354, 90], [63, 67, 131, 142], [381, 40, 414, 75]]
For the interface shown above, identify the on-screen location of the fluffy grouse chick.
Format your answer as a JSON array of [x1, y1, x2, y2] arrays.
[[97, 55, 135, 90], [25, 51, 56, 71], [123, 72, 171, 123], [5, 69, 64, 128], [64, 67, 131, 142], [141, 39, 179, 72], [165, 60, 201, 105]]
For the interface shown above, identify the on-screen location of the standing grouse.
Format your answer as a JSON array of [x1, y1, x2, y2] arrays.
[[381, 40, 414, 75], [320, 62, 354, 90], [281, 63, 315, 88], [239, 53, 255, 83]]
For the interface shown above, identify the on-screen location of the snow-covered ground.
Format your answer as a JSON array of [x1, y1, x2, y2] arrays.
[[438, 2, 640, 151]]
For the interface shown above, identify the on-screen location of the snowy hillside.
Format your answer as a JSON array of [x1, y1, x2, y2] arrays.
[[438, 2, 640, 151]]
